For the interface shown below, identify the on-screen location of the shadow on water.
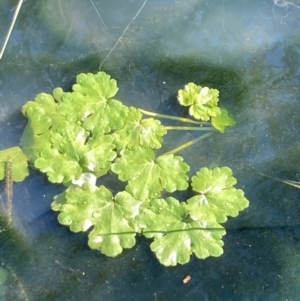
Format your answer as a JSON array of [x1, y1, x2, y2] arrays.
[[1, 0, 300, 300]]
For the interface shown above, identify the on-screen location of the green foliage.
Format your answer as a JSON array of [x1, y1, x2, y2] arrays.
[[111, 146, 189, 200], [187, 167, 249, 224], [0, 147, 28, 182], [177, 83, 221, 121], [137, 197, 226, 266], [211, 108, 235, 133], [1, 71, 248, 266], [52, 184, 144, 257]]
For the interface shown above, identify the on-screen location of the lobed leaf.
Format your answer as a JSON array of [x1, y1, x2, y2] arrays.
[[34, 122, 116, 183], [20, 93, 65, 161], [111, 146, 189, 200], [177, 83, 221, 121], [187, 167, 249, 223], [73, 72, 118, 100], [138, 197, 225, 266], [113, 107, 167, 149], [211, 108, 236, 133], [52, 185, 144, 257]]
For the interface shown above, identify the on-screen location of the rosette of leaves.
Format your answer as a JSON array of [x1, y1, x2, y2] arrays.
[[6, 70, 249, 266]]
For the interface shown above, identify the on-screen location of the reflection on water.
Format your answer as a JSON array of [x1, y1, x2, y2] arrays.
[[0, 0, 300, 300]]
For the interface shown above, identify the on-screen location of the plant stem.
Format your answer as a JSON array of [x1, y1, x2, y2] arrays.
[[139, 109, 210, 125], [164, 126, 214, 131], [5, 156, 13, 225], [0, 0, 23, 60], [161, 132, 214, 156], [99, 0, 147, 69]]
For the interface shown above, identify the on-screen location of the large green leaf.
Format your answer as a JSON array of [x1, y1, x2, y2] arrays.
[[113, 107, 167, 149], [0, 147, 29, 182], [54, 72, 118, 120], [138, 197, 225, 266], [187, 167, 249, 223], [52, 185, 144, 257], [56, 72, 127, 132], [111, 146, 189, 200], [177, 83, 221, 121]]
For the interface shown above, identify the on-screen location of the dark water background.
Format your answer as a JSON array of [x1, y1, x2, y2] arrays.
[[1, 0, 300, 300]]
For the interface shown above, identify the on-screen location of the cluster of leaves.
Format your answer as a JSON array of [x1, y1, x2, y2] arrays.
[[1, 71, 248, 266]]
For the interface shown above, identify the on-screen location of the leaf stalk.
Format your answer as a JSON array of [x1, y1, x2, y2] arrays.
[[161, 132, 214, 156]]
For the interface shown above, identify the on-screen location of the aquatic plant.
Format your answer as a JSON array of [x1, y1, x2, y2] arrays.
[[0, 71, 249, 266]]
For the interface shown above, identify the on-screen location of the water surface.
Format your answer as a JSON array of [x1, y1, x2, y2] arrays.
[[0, 0, 300, 300]]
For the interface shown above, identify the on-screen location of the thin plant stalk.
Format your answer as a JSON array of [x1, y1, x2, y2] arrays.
[[161, 132, 213, 156], [5, 156, 13, 224], [90, 0, 107, 31], [165, 126, 215, 131], [258, 171, 300, 189], [0, 0, 23, 60], [139, 108, 210, 125], [99, 0, 147, 69]]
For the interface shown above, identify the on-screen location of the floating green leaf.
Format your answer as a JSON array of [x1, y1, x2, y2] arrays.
[[113, 107, 167, 149], [177, 83, 221, 121], [34, 122, 116, 183], [0, 147, 29, 182], [138, 197, 225, 266], [56, 72, 126, 131], [74, 72, 118, 100], [52, 185, 144, 257], [20, 93, 65, 161], [112, 146, 189, 200], [82, 99, 128, 136], [211, 108, 235, 133], [187, 167, 249, 223]]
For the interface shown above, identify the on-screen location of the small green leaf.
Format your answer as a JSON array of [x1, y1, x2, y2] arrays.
[[178, 83, 201, 106], [111, 146, 189, 200], [34, 122, 88, 183], [177, 83, 221, 121], [74, 72, 118, 100], [0, 147, 29, 182], [211, 108, 235, 133], [113, 107, 167, 149], [82, 134, 116, 176], [20, 93, 65, 161], [187, 167, 249, 223], [35, 148, 83, 183], [138, 197, 225, 266], [82, 99, 128, 135]]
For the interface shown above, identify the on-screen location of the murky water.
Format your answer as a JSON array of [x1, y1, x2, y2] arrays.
[[0, 0, 300, 300]]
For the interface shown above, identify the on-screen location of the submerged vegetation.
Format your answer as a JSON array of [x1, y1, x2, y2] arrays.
[[0, 71, 249, 266]]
